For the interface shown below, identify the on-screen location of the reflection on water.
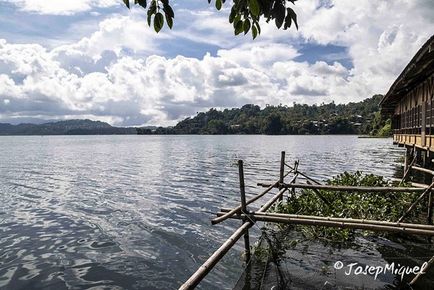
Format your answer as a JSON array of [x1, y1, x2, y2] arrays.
[[0, 135, 421, 289]]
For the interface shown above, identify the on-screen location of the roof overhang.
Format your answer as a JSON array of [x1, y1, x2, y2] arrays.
[[380, 35, 434, 115]]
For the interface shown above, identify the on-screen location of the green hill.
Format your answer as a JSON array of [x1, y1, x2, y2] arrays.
[[0, 119, 136, 135], [138, 95, 391, 135]]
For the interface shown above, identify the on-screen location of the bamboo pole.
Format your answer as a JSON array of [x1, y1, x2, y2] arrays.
[[257, 174, 298, 213], [409, 255, 434, 286], [258, 182, 426, 193], [284, 162, 321, 185], [257, 188, 287, 213], [216, 210, 434, 231], [181, 159, 293, 289], [412, 165, 434, 176], [211, 180, 278, 225], [428, 178, 434, 225], [428, 190, 433, 225], [401, 153, 417, 184], [178, 222, 251, 290], [279, 151, 286, 202], [216, 212, 434, 236], [398, 181, 434, 223], [291, 161, 298, 198], [306, 180, 332, 207], [212, 168, 295, 225], [238, 160, 251, 263], [408, 181, 429, 188]]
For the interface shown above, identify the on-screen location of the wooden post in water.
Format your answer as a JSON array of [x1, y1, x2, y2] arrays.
[[422, 100, 427, 147], [428, 177, 434, 225], [279, 151, 286, 201], [238, 160, 251, 263], [422, 150, 432, 185], [404, 147, 411, 174]]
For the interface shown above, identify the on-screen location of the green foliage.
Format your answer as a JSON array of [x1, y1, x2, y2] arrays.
[[377, 118, 392, 137], [367, 111, 392, 137], [262, 113, 283, 134], [205, 119, 229, 134], [138, 95, 385, 135], [275, 172, 423, 243], [0, 120, 137, 135], [122, 0, 298, 38]]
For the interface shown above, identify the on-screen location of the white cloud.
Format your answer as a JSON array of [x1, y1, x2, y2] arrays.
[[52, 14, 169, 61], [296, 0, 434, 95], [0, 0, 433, 126], [4, 0, 119, 15], [0, 38, 354, 126]]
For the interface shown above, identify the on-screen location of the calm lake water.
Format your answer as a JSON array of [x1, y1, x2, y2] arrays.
[[0, 135, 424, 289]]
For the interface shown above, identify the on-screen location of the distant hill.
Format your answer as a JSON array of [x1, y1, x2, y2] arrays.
[[1, 95, 391, 136], [137, 95, 391, 135], [0, 119, 137, 135]]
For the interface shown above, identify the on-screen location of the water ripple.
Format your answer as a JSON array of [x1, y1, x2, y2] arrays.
[[0, 135, 414, 289]]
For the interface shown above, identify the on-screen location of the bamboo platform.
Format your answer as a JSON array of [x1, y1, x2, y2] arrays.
[[179, 151, 434, 289]]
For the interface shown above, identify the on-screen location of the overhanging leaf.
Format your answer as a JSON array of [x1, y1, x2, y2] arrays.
[[229, 7, 236, 23], [243, 18, 251, 34], [163, 4, 174, 18], [154, 12, 164, 32], [135, 0, 147, 8], [252, 25, 258, 39], [249, 0, 260, 17], [274, 2, 285, 29], [165, 13, 173, 29], [234, 19, 243, 35], [287, 7, 298, 30], [216, 0, 222, 10]]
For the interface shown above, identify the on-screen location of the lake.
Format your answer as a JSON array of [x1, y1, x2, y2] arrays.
[[0, 135, 419, 289]]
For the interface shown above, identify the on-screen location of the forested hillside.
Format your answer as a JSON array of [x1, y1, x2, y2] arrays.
[[138, 95, 391, 135], [0, 120, 136, 135]]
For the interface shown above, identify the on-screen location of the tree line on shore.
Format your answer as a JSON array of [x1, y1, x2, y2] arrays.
[[138, 95, 392, 136]]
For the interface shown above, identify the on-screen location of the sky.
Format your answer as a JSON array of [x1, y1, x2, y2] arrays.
[[0, 0, 433, 126]]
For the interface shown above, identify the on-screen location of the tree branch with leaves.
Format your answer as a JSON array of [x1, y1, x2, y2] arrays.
[[123, 0, 298, 38]]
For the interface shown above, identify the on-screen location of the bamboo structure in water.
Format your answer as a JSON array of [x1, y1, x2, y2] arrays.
[[179, 151, 434, 289]]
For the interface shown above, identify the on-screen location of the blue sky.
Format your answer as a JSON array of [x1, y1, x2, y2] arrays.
[[0, 0, 433, 126]]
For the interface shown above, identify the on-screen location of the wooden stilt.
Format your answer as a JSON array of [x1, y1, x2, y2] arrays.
[[238, 160, 251, 263], [404, 147, 411, 173], [428, 178, 434, 225], [422, 151, 432, 185]]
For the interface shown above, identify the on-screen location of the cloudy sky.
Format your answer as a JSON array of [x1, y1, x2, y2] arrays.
[[0, 0, 433, 126]]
